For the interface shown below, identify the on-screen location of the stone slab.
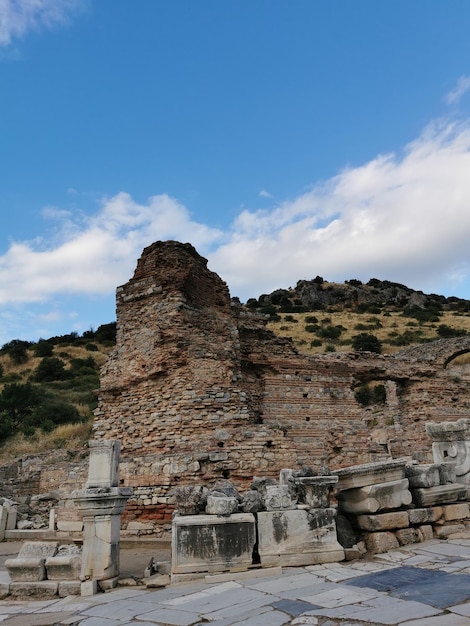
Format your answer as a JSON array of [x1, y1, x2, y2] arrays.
[[364, 531, 399, 554], [408, 507, 442, 525], [411, 484, 468, 507], [17, 541, 59, 559], [356, 510, 409, 531], [45, 555, 81, 580], [9, 581, 58, 598], [333, 459, 407, 491], [5, 558, 47, 582], [405, 463, 441, 488], [441, 502, 470, 521]]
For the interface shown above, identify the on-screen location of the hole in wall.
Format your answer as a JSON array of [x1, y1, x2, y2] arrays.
[[305, 416, 310, 422], [217, 441, 224, 448], [266, 440, 273, 448], [222, 469, 230, 479], [303, 393, 308, 398]]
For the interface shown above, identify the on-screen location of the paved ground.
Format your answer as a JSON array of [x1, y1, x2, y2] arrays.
[[3, 537, 470, 625]]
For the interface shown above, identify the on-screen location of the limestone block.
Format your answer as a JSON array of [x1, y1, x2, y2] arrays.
[[81, 514, 121, 580], [264, 485, 297, 511], [206, 495, 239, 516], [58, 580, 81, 596], [356, 511, 409, 531], [336, 479, 412, 514], [5, 504, 17, 531], [81, 579, 98, 596], [144, 573, 170, 588], [333, 459, 407, 491], [395, 527, 420, 546], [405, 464, 440, 489], [364, 531, 399, 554], [5, 558, 47, 582], [171, 485, 207, 515], [441, 502, 470, 521], [46, 555, 81, 581], [9, 581, 58, 598], [411, 484, 468, 507], [57, 521, 84, 533], [434, 523, 466, 539], [172, 513, 256, 574], [257, 509, 344, 567], [408, 507, 442, 525], [417, 525, 433, 542]]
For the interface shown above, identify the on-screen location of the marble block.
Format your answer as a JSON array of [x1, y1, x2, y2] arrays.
[[172, 513, 256, 574], [336, 478, 412, 514], [333, 459, 407, 491], [411, 483, 468, 507], [6, 541, 59, 582], [206, 495, 239, 516], [264, 485, 297, 511], [46, 555, 82, 581], [293, 475, 338, 508], [257, 508, 344, 567], [405, 464, 441, 489]]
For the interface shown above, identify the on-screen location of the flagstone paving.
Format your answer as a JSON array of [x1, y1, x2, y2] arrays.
[[3, 537, 470, 625]]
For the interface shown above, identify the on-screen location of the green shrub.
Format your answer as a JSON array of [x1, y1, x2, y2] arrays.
[[33, 341, 54, 357], [352, 333, 382, 353], [34, 357, 69, 382]]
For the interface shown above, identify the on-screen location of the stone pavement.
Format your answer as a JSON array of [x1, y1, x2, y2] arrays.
[[3, 537, 470, 625]]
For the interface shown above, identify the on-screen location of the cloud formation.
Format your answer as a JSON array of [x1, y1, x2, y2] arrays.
[[1, 117, 470, 342], [0, 0, 84, 47], [446, 76, 470, 105]]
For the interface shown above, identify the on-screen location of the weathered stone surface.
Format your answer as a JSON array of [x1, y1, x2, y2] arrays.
[[365, 531, 399, 554], [205, 495, 239, 516], [405, 463, 440, 489], [264, 485, 297, 511], [58, 580, 81, 596], [356, 511, 409, 531], [417, 524, 433, 542], [334, 460, 407, 491], [337, 479, 412, 514], [46, 555, 81, 581], [144, 573, 170, 588], [411, 484, 468, 507], [408, 507, 442, 525], [171, 513, 256, 574], [86, 440, 120, 489], [171, 485, 208, 516], [293, 475, 337, 508], [9, 581, 59, 598], [426, 419, 470, 485], [441, 502, 470, 521], [241, 490, 264, 513], [434, 523, 466, 539], [257, 508, 344, 567], [335, 514, 357, 548], [395, 527, 420, 546]]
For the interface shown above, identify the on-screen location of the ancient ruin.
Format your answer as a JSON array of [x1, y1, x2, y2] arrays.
[[91, 240, 470, 526]]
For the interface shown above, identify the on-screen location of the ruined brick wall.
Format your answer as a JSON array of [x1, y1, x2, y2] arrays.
[[91, 241, 470, 524]]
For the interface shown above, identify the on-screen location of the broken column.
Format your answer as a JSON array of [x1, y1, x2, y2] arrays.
[[74, 440, 132, 592]]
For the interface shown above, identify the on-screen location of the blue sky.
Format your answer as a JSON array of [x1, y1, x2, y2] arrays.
[[1, 1, 470, 345]]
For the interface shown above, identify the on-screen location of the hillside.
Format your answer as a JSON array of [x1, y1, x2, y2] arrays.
[[0, 277, 469, 462]]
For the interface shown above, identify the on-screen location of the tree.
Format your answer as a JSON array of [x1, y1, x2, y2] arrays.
[[352, 333, 382, 354], [0, 339, 31, 364], [0, 382, 42, 427], [34, 357, 69, 382]]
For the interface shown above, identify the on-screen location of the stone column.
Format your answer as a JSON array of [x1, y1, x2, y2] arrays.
[[74, 440, 132, 593]]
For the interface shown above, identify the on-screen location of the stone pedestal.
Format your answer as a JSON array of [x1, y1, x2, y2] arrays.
[[257, 509, 344, 567], [171, 513, 256, 575], [293, 475, 338, 508]]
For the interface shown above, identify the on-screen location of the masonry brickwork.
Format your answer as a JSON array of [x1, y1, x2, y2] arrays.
[[91, 241, 470, 524]]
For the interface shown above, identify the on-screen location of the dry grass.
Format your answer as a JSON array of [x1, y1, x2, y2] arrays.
[[268, 309, 470, 355], [0, 421, 92, 463]]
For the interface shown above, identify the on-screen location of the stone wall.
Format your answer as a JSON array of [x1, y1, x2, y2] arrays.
[[91, 241, 470, 523]]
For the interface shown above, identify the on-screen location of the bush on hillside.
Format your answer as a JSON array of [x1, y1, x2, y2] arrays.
[[352, 333, 382, 353]]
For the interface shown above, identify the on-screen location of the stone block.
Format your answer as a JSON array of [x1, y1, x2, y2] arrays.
[[144, 573, 170, 588], [57, 521, 84, 532], [417, 524, 433, 542], [333, 459, 407, 491], [293, 475, 338, 508], [5, 504, 17, 531], [5, 558, 46, 582], [206, 495, 239, 516], [58, 580, 81, 596], [98, 576, 119, 590], [405, 464, 440, 489], [172, 513, 256, 574], [441, 502, 470, 521], [411, 484, 468, 507], [437, 462, 457, 485], [9, 581, 58, 598], [408, 507, 441, 525], [337, 479, 412, 514], [434, 523, 466, 539], [395, 527, 420, 546], [241, 490, 264, 513], [257, 508, 344, 567], [86, 439, 120, 488], [264, 485, 297, 511], [45, 555, 81, 581], [81, 579, 98, 596], [356, 511, 409, 531], [18, 541, 59, 559], [364, 531, 399, 554], [0, 505, 8, 541]]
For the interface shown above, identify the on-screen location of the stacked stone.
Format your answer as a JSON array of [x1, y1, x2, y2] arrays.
[[333, 459, 470, 554], [170, 470, 344, 582]]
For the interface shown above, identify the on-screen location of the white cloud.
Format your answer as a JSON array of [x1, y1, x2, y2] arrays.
[[1, 118, 470, 344], [0, 0, 85, 47], [259, 189, 273, 198], [0, 193, 223, 305], [446, 75, 470, 105]]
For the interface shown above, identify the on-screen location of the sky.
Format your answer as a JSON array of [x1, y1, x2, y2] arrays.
[[1, 1, 470, 345]]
